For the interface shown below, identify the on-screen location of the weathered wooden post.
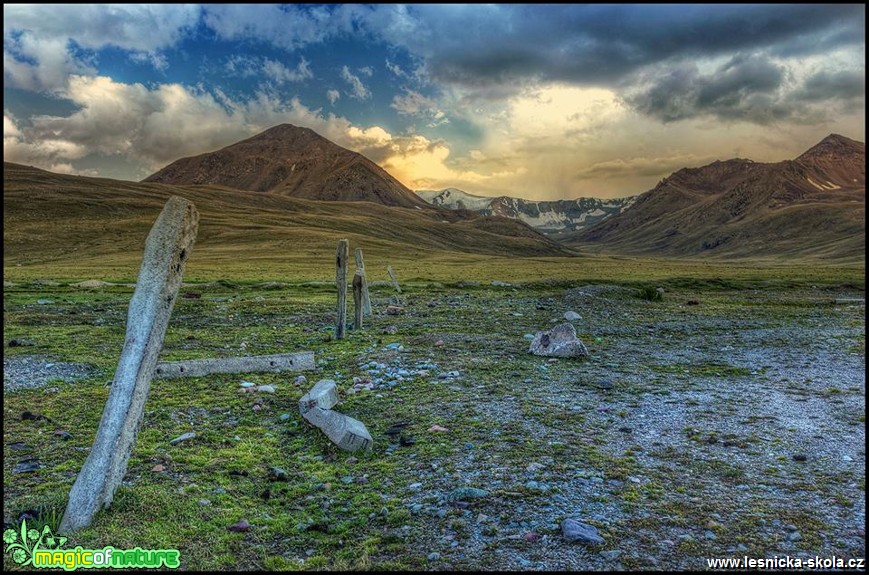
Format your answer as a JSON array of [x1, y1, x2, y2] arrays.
[[60, 196, 198, 533], [354, 248, 372, 316], [336, 239, 349, 339], [353, 271, 363, 330], [387, 265, 401, 293]]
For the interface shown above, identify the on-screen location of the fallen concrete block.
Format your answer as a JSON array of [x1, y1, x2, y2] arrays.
[[154, 351, 315, 378], [302, 406, 373, 452], [299, 379, 339, 414]]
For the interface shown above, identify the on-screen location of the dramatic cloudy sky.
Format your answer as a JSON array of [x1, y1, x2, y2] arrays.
[[3, 4, 865, 200]]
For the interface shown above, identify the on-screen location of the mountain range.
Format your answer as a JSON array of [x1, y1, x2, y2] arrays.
[[4, 124, 864, 265], [416, 188, 636, 236], [571, 134, 864, 260]]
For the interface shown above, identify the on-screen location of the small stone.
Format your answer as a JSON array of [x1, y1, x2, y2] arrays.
[[293, 375, 307, 386], [563, 311, 582, 321], [562, 518, 604, 545], [523, 334, 535, 340], [446, 487, 489, 502], [428, 425, 449, 432], [523, 532, 540, 542], [54, 430, 73, 440], [228, 520, 251, 532], [386, 305, 404, 315], [601, 550, 623, 561], [198, 499, 211, 506], [169, 432, 196, 445], [151, 464, 166, 472], [842, 455, 853, 462], [597, 380, 614, 390], [341, 476, 354, 484], [37, 299, 55, 304], [792, 454, 807, 462], [279, 413, 291, 422], [256, 385, 276, 393], [213, 487, 227, 494], [13, 461, 40, 473], [704, 530, 716, 540], [240, 381, 256, 388], [788, 531, 802, 542], [427, 552, 441, 561], [44, 387, 60, 394], [270, 467, 289, 481], [434, 339, 445, 346]]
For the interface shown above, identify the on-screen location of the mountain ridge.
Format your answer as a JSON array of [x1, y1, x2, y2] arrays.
[[571, 133, 865, 260]]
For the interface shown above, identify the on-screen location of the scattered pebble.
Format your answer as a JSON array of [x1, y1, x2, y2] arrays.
[[562, 518, 604, 545], [228, 520, 251, 532], [446, 487, 489, 502], [169, 432, 196, 445], [428, 425, 449, 432], [13, 461, 40, 473], [256, 385, 276, 393], [270, 467, 289, 481]]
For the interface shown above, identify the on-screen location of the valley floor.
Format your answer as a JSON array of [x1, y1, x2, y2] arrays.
[[3, 277, 865, 570]]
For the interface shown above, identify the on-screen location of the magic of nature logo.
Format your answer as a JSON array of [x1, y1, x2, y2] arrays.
[[3, 518, 180, 570]]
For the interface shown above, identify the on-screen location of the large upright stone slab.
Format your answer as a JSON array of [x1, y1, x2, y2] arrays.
[[60, 196, 198, 533]]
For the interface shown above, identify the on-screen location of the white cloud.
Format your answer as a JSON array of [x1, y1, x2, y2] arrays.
[[263, 58, 313, 83], [385, 58, 407, 78], [202, 4, 342, 51], [3, 4, 200, 91], [326, 89, 341, 105], [340, 65, 371, 100], [358, 66, 374, 77]]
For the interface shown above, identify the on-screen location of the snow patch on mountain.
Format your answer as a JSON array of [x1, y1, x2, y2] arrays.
[[416, 188, 636, 234]]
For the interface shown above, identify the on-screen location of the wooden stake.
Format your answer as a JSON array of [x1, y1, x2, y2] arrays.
[[336, 239, 348, 339], [387, 265, 401, 293], [353, 270, 363, 330], [354, 248, 372, 315]]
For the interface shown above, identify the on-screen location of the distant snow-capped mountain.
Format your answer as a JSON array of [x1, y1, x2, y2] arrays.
[[416, 188, 636, 234]]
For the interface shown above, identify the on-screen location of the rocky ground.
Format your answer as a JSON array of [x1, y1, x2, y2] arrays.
[[3, 280, 865, 570]]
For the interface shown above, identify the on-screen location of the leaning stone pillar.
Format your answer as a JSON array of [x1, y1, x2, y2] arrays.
[[60, 196, 198, 532]]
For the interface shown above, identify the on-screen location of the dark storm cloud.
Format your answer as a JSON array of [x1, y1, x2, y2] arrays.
[[625, 51, 864, 125], [392, 4, 864, 90], [624, 54, 793, 124], [796, 69, 866, 102]]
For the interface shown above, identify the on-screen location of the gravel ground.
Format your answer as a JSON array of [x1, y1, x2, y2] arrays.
[[379, 286, 865, 570], [3, 356, 97, 391], [3, 283, 864, 570]]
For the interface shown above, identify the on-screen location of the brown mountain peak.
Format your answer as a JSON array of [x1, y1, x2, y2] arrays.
[[797, 133, 865, 162], [143, 124, 430, 209]]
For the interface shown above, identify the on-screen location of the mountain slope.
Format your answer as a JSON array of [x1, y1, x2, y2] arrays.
[[570, 134, 865, 260], [143, 124, 430, 209], [416, 188, 636, 234], [4, 162, 572, 275]]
